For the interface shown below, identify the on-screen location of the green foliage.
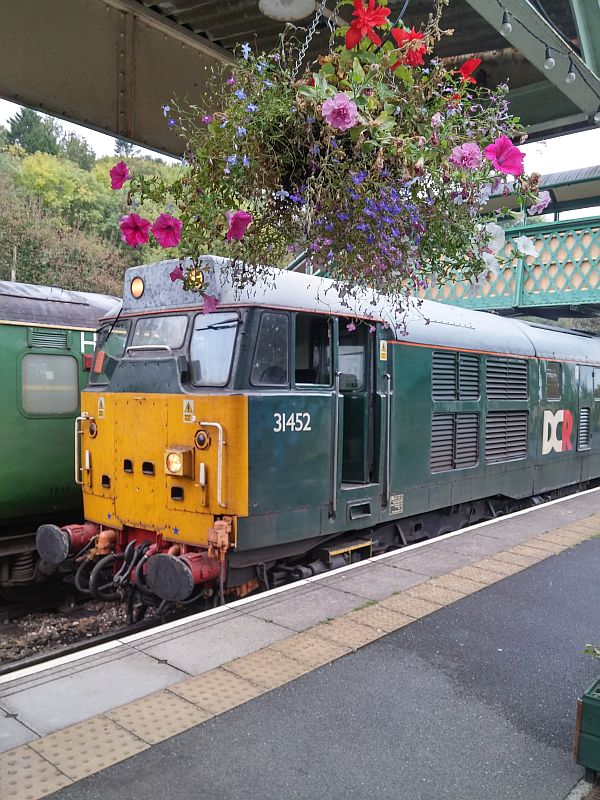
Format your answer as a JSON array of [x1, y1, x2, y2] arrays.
[[584, 645, 600, 660], [0, 167, 126, 294], [114, 139, 139, 158], [7, 108, 61, 156], [61, 132, 96, 171]]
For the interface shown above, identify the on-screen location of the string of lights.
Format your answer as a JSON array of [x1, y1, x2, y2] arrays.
[[494, 0, 600, 123]]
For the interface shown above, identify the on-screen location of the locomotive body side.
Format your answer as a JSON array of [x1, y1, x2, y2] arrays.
[[36, 258, 600, 607]]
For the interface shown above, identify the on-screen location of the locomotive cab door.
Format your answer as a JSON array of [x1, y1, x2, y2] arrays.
[[338, 320, 375, 484]]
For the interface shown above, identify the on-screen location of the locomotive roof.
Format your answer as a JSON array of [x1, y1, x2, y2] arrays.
[[0, 281, 119, 329], [115, 257, 599, 365]]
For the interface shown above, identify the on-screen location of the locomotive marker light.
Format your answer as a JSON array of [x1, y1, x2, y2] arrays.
[[164, 447, 194, 478], [130, 277, 144, 298]]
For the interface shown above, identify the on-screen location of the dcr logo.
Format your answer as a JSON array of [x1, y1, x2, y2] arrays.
[[542, 409, 573, 455]]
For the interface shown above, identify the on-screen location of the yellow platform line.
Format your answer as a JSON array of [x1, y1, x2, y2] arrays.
[[1, 519, 597, 800]]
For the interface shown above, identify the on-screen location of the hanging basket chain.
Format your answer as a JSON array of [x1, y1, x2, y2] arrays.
[[292, 0, 330, 80]]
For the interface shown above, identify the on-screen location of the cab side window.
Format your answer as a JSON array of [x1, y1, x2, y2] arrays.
[[251, 312, 289, 386], [295, 314, 331, 385]]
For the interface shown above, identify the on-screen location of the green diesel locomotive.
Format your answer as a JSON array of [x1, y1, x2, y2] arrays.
[[0, 281, 117, 599], [36, 258, 599, 613]]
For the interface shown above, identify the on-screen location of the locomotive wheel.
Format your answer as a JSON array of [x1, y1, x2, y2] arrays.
[[89, 554, 123, 601]]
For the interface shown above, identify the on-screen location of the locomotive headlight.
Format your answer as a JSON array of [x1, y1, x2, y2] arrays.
[[130, 277, 144, 299], [164, 448, 193, 477]]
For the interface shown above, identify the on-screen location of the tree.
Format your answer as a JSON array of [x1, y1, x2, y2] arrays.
[[61, 132, 95, 171], [114, 139, 139, 158], [6, 108, 60, 155]]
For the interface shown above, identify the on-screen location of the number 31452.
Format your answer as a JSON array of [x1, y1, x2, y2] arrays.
[[273, 412, 312, 432]]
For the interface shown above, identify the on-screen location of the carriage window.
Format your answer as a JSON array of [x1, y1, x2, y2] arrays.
[[295, 314, 331, 385], [190, 313, 238, 386], [251, 312, 289, 386], [22, 354, 79, 414], [546, 362, 561, 400], [90, 320, 131, 385], [131, 315, 188, 350]]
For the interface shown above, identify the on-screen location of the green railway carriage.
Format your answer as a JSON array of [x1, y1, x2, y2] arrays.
[[0, 282, 117, 596], [36, 257, 600, 610]]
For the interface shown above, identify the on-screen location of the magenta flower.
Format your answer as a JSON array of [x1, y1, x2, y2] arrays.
[[119, 213, 151, 247], [202, 294, 219, 314], [448, 142, 483, 170], [527, 190, 551, 216], [484, 135, 525, 176], [346, 322, 357, 332], [169, 265, 185, 282], [109, 161, 130, 190], [321, 93, 359, 132], [226, 210, 253, 241], [151, 213, 183, 248]]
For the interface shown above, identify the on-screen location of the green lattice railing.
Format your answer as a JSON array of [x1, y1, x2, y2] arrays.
[[423, 217, 600, 312]]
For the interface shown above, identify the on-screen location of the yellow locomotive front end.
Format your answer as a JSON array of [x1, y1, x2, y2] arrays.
[[37, 258, 252, 610]]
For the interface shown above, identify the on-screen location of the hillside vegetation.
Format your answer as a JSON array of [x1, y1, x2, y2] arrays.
[[0, 108, 180, 295]]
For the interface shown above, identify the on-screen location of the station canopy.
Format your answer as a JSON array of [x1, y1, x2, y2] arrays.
[[1, 0, 600, 156]]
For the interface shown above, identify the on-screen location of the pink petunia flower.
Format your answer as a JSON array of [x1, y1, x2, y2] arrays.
[[448, 142, 483, 170], [202, 294, 219, 314], [346, 322, 357, 332], [484, 135, 525, 176], [152, 213, 183, 248], [322, 93, 359, 132], [527, 190, 551, 216], [119, 213, 151, 247], [110, 161, 130, 190], [169, 265, 185, 282], [431, 112, 443, 128], [226, 210, 253, 241]]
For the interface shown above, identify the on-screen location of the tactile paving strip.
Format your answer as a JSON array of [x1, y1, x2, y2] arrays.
[[105, 690, 213, 745], [451, 564, 507, 584], [429, 573, 486, 595], [224, 648, 310, 689], [29, 716, 148, 781], [268, 631, 352, 668], [404, 582, 466, 605], [0, 746, 72, 799], [472, 557, 527, 577], [315, 617, 385, 648], [169, 667, 265, 714], [379, 593, 441, 618], [522, 538, 566, 555], [346, 604, 413, 633], [492, 550, 541, 568]]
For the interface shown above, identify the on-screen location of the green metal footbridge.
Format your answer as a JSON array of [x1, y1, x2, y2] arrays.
[[423, 166, 600, 319]]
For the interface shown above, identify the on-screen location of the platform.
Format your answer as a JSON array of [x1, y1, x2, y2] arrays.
[[1, 489, 599, 800]]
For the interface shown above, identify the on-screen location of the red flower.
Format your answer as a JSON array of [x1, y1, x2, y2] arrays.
[[119, 213, 151, 247], [345, 0, 391, 50], [458, 58, 481, 84], [152, 212, 183, 248], [109, 161, 130, 190], [391, 27, 426, 70]]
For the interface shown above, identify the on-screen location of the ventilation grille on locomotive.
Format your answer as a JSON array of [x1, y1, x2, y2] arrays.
[[485, 411, 528, 463], [29, 328, 69, 349], [486, 357, 528, 399], [431, 413, 479, 472], [432, 352, 479, 400], [579, 408, 591, 450]]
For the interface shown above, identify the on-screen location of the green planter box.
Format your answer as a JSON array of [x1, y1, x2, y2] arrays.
[[575, 677, 600, 773]]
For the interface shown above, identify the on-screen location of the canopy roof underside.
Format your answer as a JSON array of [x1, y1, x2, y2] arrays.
[[1, 0, 599, 156]]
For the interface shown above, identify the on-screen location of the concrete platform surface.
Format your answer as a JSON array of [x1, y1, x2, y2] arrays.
[[44, 536, 599, 800], [0, 489, 598, 799]]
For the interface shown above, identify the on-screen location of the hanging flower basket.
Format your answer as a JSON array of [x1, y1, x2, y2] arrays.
[[111, 0, 547, 320]]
